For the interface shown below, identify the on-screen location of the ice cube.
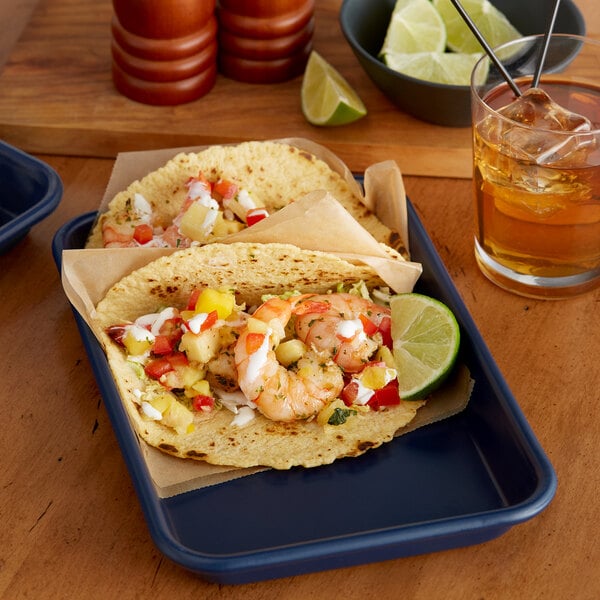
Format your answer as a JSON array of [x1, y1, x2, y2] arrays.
[[498, 87, 591, 131], [493, 88, 595, 166]]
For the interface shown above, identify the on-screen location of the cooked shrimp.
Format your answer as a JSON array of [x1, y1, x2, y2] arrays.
[[206, 346, 238, 392], [101, 193, 155, 248], [234, 297, 344, 422], [293, 293, 390, 373]]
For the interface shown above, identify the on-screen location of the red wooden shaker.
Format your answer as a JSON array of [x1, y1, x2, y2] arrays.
[[217, 0, 315, 83], [111, 0, 218, 105]]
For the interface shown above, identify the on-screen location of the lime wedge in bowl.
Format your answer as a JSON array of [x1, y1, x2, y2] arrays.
[[390, 293, 460, 400], [433, 0, 521, 54], [301, 51, 367, 126], [383, 51, 487, 86], [380, 0, 447, 55]]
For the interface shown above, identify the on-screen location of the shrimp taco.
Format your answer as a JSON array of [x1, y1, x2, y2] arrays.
[[86, 140, 404, 252], [94, 242, 428, 470]]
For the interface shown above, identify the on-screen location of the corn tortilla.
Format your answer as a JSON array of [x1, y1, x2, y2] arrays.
[[94, 243, 424, 470], [86, 140, 405, 253]]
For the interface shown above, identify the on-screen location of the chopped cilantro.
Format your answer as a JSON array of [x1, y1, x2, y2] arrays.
[[328, 407, 357, 426]]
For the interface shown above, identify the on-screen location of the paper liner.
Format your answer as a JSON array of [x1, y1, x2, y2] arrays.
[[60, 138, 472, 498]]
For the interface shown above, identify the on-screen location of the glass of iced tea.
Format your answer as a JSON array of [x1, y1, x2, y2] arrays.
[[471, 34, 600, 299]]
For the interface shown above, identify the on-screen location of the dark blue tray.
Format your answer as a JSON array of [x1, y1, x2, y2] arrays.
[[52, 205, 556, 585], [0, 140, 63, 253]]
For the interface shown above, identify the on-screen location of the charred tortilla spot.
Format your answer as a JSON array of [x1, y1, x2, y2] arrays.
[[358, 441, 377, 451], [186, 450, 208, 458], [297, 150, 314, 163], [159, 443, 178, 453]]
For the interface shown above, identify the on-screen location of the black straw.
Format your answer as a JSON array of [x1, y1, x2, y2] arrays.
[[531, 0, 562, 88], [448, 0, 522, 96]]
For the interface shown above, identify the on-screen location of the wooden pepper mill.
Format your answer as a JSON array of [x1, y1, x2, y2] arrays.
[[111, 0, 218, 105], [217, 0, 315, 83]]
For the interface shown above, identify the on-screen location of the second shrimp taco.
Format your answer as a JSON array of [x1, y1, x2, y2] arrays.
[[93, 242, 428, 470], [85, 140, 404, 253]]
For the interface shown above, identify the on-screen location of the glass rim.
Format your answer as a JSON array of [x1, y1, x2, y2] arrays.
[[471, 33, 600, 135]]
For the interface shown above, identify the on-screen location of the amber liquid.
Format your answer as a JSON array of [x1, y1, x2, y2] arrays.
[[473, 81, 600, 294]]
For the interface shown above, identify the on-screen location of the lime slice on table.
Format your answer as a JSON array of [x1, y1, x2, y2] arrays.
[[390, 293, 460, 400], [380, 0, 447, 55], [383, 51, 486, 86], [432, 0, 521, 54], [301, 51, 367, 126]]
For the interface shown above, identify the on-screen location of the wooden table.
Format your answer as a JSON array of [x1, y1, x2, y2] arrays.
[[1, 1, 599, 599]]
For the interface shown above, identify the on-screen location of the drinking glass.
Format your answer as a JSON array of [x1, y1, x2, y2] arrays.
[[471, 34, 600, 299]]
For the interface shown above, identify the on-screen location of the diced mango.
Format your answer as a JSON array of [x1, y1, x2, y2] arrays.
[[375, 345, 395, 368], [195, 288, 235, 320], [149, 391, 176, 413], [123, 330, 152, 356], [162, 400, 194, 435], [190, 379, 211, 397], [360, 365, 389, 390], [179, 328, 221, 364], [275, 339, 307, 366], [246, 316, 269, 334], [179, 203, 217, 241], [212, 213, 246, 237], [180, 364, 205, 389]]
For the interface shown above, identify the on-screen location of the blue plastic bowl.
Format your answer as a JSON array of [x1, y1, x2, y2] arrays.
[[339, 0, 586, 126], [0, 140, 63, 252]]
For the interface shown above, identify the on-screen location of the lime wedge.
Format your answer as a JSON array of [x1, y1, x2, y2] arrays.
[[301, 51, 367, 126], [390, 293, 460, 400], [383, 51, 485, 86], [432, 0, 521, 54], [380, 0, 447, 55]]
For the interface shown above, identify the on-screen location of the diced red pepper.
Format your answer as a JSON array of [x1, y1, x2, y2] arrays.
[[149, 317, 183, 354], [367, 380, 401, 410], [167, 351, 189, 369], [378, 315, 393, 349], [341, 380, 359, 406], [105, 324, 129, 346], [159, 316, 183, 336], [145, 356, 174, 379], [186, 289, 202, 310], [192, 395, 215, 412], [213, 179, 238, 200], [246, 208, 269, 226], [359, 313, 378, 336], [152, 335, 175, 355], [200, 310, 218, 332], [245, 332, 266, 354], [133, 223, 153, 244]]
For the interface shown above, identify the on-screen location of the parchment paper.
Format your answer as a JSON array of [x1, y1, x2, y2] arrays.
[[60, 139, 472, 497]]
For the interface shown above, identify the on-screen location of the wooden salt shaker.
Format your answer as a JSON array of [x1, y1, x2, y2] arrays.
[[111, 0, 218, 105], [217, 0, 315, 84]]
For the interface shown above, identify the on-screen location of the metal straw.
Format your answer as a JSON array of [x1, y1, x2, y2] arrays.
[[449, 0, 522, 96], [531, 0, 562, 88]]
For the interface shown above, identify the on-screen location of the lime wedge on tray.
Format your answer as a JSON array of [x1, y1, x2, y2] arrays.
[[390, 293, 460, 400], [432, 0, 521, 54], [380, 0, 447, 55], [383, 51, 485, 86], [301, 51, 367, 126]]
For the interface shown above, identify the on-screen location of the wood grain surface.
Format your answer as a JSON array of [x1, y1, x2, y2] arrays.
[[1, 1, 600, 599], [2, 153, 600, 600], [1, 0, 596, 177], [0, 0, 474, 177]]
